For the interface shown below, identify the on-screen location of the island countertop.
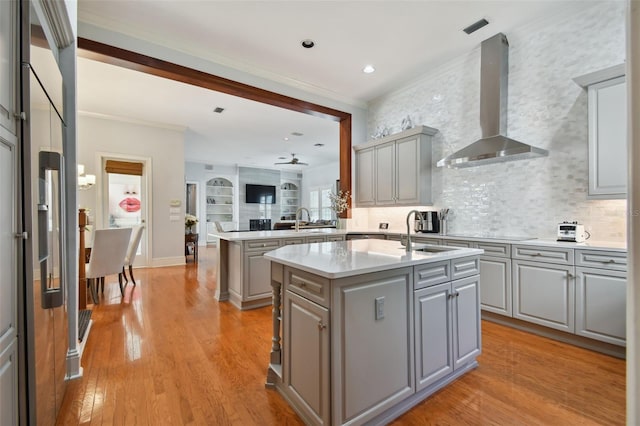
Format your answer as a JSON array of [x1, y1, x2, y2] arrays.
[[263, 239, 483, 279]]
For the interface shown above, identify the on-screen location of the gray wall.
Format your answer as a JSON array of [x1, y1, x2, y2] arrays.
[[365, 2, 626, 241]]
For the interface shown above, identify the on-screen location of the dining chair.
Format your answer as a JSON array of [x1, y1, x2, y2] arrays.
[[121, 225, 144, 285], [85, 227, 132, 304]]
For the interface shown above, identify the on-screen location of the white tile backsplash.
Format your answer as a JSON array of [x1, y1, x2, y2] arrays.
[[363, 2, 627, 242]]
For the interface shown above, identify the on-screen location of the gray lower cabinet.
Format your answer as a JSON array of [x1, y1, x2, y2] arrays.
[[244, 249, 274, 299], [283, 290, 330, 425], [332, 268, 414, 425], [414, 274, 480, 392], [575, 267, 626, 346], [512, 260, 575, 333], [479, 256, 512, 316]]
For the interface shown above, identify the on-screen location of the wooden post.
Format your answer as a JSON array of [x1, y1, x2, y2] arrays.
[[79, 208, 87, 309]]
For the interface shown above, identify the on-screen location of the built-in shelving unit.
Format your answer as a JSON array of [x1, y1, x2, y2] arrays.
[[206, 177, 234, 225], [280, 181, 299, 220]]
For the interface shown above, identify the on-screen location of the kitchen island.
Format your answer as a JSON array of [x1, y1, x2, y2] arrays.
[[264, 239, 483, 425], [214, 229, 348, 309]]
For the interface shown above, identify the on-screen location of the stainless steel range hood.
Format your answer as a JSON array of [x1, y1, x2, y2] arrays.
[[437, 33, 548, 168]]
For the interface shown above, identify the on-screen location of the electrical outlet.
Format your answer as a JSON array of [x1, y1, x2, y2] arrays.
[[375, 296, 385, 320]]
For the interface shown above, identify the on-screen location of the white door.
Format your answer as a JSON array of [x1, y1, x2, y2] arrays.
[[102, 157, 149, 267], [0, 0, 18, 421], [0, 134, 18, 426]]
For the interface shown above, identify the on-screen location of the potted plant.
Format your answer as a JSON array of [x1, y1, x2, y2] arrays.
[[185, 214, 198, 234], [328, 190, 350, 229]]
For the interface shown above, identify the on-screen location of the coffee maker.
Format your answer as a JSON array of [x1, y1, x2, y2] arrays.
[[414, 211, 440, 233]]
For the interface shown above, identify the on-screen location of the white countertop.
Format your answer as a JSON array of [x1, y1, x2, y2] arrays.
[[214, 228, 348, 241], [263, 239, 483, 279], [213, 228, 626, 252]]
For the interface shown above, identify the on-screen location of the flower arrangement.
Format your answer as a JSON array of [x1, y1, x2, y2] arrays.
[[328, 190, 350, 215], [185, 214, 199, 230]]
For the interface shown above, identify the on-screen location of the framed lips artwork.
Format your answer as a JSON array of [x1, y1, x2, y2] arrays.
[[108, 178, 142, 228]]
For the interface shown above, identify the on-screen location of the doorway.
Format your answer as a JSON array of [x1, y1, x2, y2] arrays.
[[98, 155, 150, 267], [185, 181, 199, 235]]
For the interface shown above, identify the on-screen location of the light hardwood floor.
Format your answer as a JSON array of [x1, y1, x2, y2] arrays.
[[57, 246, 625, 425]]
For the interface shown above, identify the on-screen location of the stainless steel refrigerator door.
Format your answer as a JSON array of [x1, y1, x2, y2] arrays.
[[26, 42, 68, 424]]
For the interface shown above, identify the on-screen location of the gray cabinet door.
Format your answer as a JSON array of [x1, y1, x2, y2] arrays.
[[244, 250, 274, 299], [513, 260, 575, 332], [452, 276, 481, 369], [414, 282, 453, 391], [0, 0, 16, 135], [587, 76, 627, 199], [576, 267, 626, 346], [395, 136, 420, 204], [374, 141, 396, 205], [332, 269, 414, 425], [479, 256, 512, 316], [355, 147, 375, 206], [283, 291, 330, 425]]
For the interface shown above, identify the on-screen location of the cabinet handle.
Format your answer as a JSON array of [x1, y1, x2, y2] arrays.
[[568, 273, 575, 279], [448, 294, 454, 299], [607, 259, 616, 263], [532, 252, 541, 256], [455, 292, 460, 297], [317, 322, 327, 330]]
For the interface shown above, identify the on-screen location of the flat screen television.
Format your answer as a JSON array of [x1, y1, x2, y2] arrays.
[[246, 184, 276, 204]]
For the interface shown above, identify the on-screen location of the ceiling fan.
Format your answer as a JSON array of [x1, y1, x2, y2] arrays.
[[274, 153, 308, 166]]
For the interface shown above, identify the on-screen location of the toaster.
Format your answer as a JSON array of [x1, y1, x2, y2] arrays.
[[557, 222, 586, 243]]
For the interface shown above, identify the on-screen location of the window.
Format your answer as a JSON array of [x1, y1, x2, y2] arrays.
[[309, 186, 333, 221]]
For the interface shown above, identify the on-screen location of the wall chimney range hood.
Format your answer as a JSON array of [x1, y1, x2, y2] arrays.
[[437, 33, 548, 168]]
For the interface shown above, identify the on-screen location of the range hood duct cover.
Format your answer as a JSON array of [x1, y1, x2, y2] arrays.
[[437, 33, 548, 168]]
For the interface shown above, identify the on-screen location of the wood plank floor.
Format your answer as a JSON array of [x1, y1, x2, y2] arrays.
[[57, 246, 625, 425]]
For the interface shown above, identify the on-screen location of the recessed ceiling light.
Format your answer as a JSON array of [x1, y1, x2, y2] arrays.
[[291, 132, 304, 136], [283, 137, 289, 141], [363, 65, 375, 74], [213, 107, 225, 113], [278, 156, 287, 160], [301, 39, 315, 49], [314, 143, 324, 147]]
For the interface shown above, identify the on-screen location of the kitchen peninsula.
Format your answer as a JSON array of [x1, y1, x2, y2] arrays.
[[214, 229, 348, 309], [263, 239, 483, 425]]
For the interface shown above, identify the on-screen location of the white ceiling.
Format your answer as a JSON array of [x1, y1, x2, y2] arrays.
[[76, 0, 593, 170]]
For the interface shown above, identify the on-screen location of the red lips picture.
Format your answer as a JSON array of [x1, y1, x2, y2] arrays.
[[119, 197, 141, 213]]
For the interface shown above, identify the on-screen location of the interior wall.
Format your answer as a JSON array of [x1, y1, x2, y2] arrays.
[[301, 161, 339, 214], [77, 114, 185, 265], [184, 161, 238, 237], [238, 166, 280, 229], [365, 2, 626, 242]]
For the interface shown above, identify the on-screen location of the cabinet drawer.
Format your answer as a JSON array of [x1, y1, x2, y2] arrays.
[[451, 256, 480, 281], [306, 236, 326, 243], [512, 245, 574, 265], [245, 239, 280, 252], [285, 267, 330, 308], [414, 260, 450, 290], [327, 235, 346, 242], [282, 238, 306, 246], [575, 250, 627, 271], [414, 236, 442, 245], [442, 239, 473, 248], [476, 242, 510, 258]]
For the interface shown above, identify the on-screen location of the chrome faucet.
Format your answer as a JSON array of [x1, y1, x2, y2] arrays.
[[406, 210, 425, 252], [295, 207, 311, 232]]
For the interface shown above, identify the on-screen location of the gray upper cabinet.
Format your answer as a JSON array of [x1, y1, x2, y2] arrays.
[[355, 147, 375, 206], [574, 65, 627, 199], [354, 126, 438, 207]]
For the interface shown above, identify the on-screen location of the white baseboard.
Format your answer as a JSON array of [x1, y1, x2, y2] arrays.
[[149, 256, 186, 267]]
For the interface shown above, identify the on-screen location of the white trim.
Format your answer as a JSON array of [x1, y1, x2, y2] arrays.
[[185, 180, 200, 234], [95, 152, 152, 267], [626, 0, 639, 422], [79, 110, 186, 133], [149, 256, 185, 268]]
